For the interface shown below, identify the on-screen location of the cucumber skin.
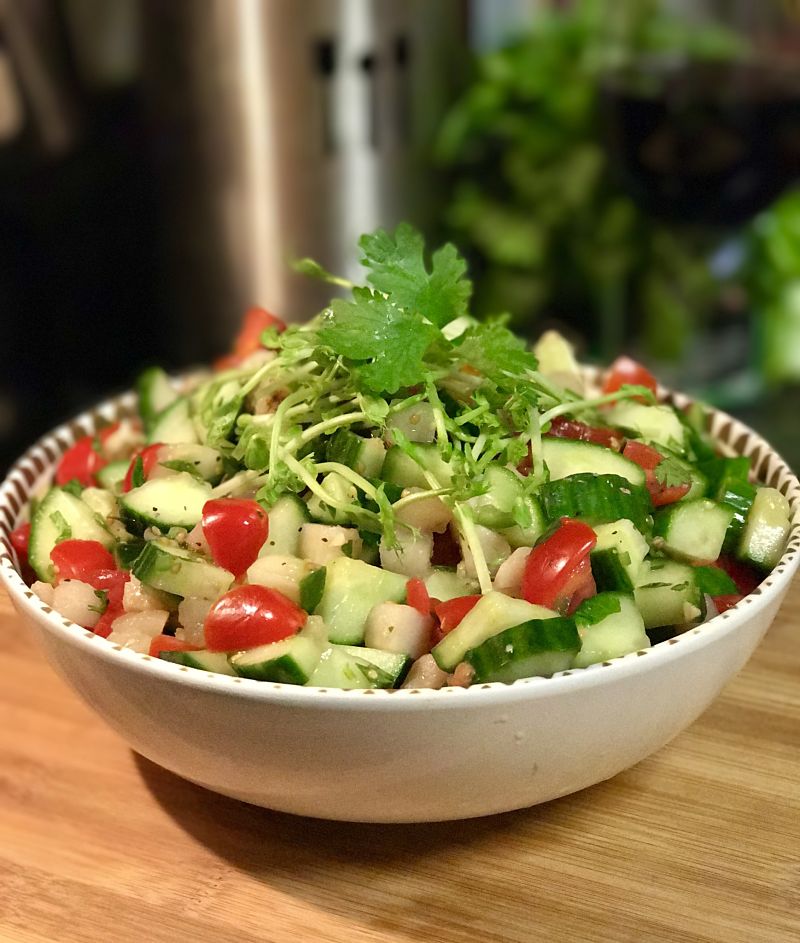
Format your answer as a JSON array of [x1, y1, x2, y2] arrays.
[[540, 474, 652, 531], [590, 548, 634, 593], [465, 617, 580, 683]]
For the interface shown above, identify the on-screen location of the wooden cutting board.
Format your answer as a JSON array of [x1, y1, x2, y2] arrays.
[[0, 582, 798, 943]]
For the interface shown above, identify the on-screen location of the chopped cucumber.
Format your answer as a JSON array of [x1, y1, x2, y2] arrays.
[[386, 402, 437, 444], [28, 488, 114, 583], [119, 472, 212, 536], [715, 475, 757, 552], [132, 538, 233, 599], [424, 568, 477, 602], [315, 556, 407, 644], [499, 496, 546, 548], [159, 649, 237, 676], [156, 443, 225, 484], [95, 459, 129, 492], [246, 555, 319, 605], [259, 494, 310, 557], [307, 644, 411, 689], [654, 499, 734, 563], [324, 429, 386, 478], [574, 593, 649, 668], [607, 402, 687, 452], [465, 617, 580, 683], [542, 438, 646, 487], [148, 396, 198, 445], [540, 473, 651, 530], [431, 591, 558, 672], [737, 486, 791, 572], [382, 444, 452, 489], [591, 519, 649, 591], [634, 559, 704, 629], [137, 366, 179, 434], [230, 634, 324, 684], [466, 465, 525, 529]]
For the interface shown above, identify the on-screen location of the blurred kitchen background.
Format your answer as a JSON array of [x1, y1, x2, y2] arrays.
[[3, 0, 800, 471]]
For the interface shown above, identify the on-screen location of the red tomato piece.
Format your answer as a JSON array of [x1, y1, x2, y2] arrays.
[[712, 594, 743, 614], [233, 307, 285, 357], [55, 436, 106, 488], [602, 356, 658, 399], [204, 585, 306, 652], [521, 518, 597, 613], [148, 635, 202, 658], [122, 442, 164, 493], [433, 595, 482, 638], [50, 540, 116, 581], [713, 556, 762, 596], [405, 578, 431, 615], [10, 522, 30, 558], [546, 417, 623, 451], [201, 498, 269, 577], [92, 604, 122, 638], [622, 440, 691, 507]]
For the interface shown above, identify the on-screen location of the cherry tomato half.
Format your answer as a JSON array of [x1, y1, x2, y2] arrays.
[[711, 594, 743, 614], [50, 539, 116, 582], [204, 585, 306, 652], [122, 442, 165, 493], [713, 556, 762, 596], [201, 498, 269, 577], [521, 518, 597, 613], [214, 307, 287, 370], [55, 436, 106, 488], [622, 440, 690, 507], [405, 578, 432, 616], [546, 417, 623, 451], [433, 595, 482, 638], [602, 356, 658, 399]]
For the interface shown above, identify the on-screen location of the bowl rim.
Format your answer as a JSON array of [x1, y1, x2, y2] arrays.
[[1, 386, 799, 710]]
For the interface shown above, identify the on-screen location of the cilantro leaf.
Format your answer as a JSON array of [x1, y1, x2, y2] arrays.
[[62, 478, 83, 497], [318, 290, 438, 394], [654, 455, 690, 488], [50, 510, 72, 544], [693, 566, 738, 596], [359, 223, 472, 328], [574, 593, 623, 625], [454, 319, 538, 385], [88, 589, 109, 615]]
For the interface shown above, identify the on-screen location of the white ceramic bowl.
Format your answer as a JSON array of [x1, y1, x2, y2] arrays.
[[1, 390, 798, 822]]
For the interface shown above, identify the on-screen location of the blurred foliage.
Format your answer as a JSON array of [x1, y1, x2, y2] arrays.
[[437, 0, 745, 359], [749, 191, 800, 383]]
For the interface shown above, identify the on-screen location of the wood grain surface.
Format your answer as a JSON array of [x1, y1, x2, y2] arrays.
[[0, 582, 798, 943]]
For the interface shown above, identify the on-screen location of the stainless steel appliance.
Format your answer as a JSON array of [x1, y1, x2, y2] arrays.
[[142, 0, 466, 361]]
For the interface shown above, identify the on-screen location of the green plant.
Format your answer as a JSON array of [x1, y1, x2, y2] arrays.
[[437, 0, 741, 360]]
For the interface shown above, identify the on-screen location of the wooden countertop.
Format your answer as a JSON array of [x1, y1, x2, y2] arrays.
[[0, 582, 798, 943]]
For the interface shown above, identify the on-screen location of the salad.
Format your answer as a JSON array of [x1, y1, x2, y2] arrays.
[[11, 225, 792, 690]]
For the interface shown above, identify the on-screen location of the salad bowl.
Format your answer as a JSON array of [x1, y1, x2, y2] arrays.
[[1, 387, 798, 823]]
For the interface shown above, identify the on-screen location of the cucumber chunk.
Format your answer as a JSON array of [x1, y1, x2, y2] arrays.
[[606, 402, 687, 452], [156, 444, 225, 484], [591, 519, 649, 591], [654, 499, 734, 563], [132, 538, 233, 599], [307, 645, 411, 689], [466, 465, 525, 529], [540, 473, 651, 530], [324, 429, 386, 478], [573, 593, 649, 668], [382, 444, 452, 489], [119, 473, 212, 536], [315, 556, 407, 644], [230, 634, 324, 684], [432, 591, 558, 672], [424, 568, 477, 602], [259, 494, 310, 557], [159, 649, 236, 676], [542, 438, 646, 487], [137, 366, 179, 434], [634, 559, 704, 629], [737, 486, 791, 572], [28, 488, 114, 583], [148, 396, 198, 445], [465, 617, 580, 683], [95, 459, 130, 493]]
